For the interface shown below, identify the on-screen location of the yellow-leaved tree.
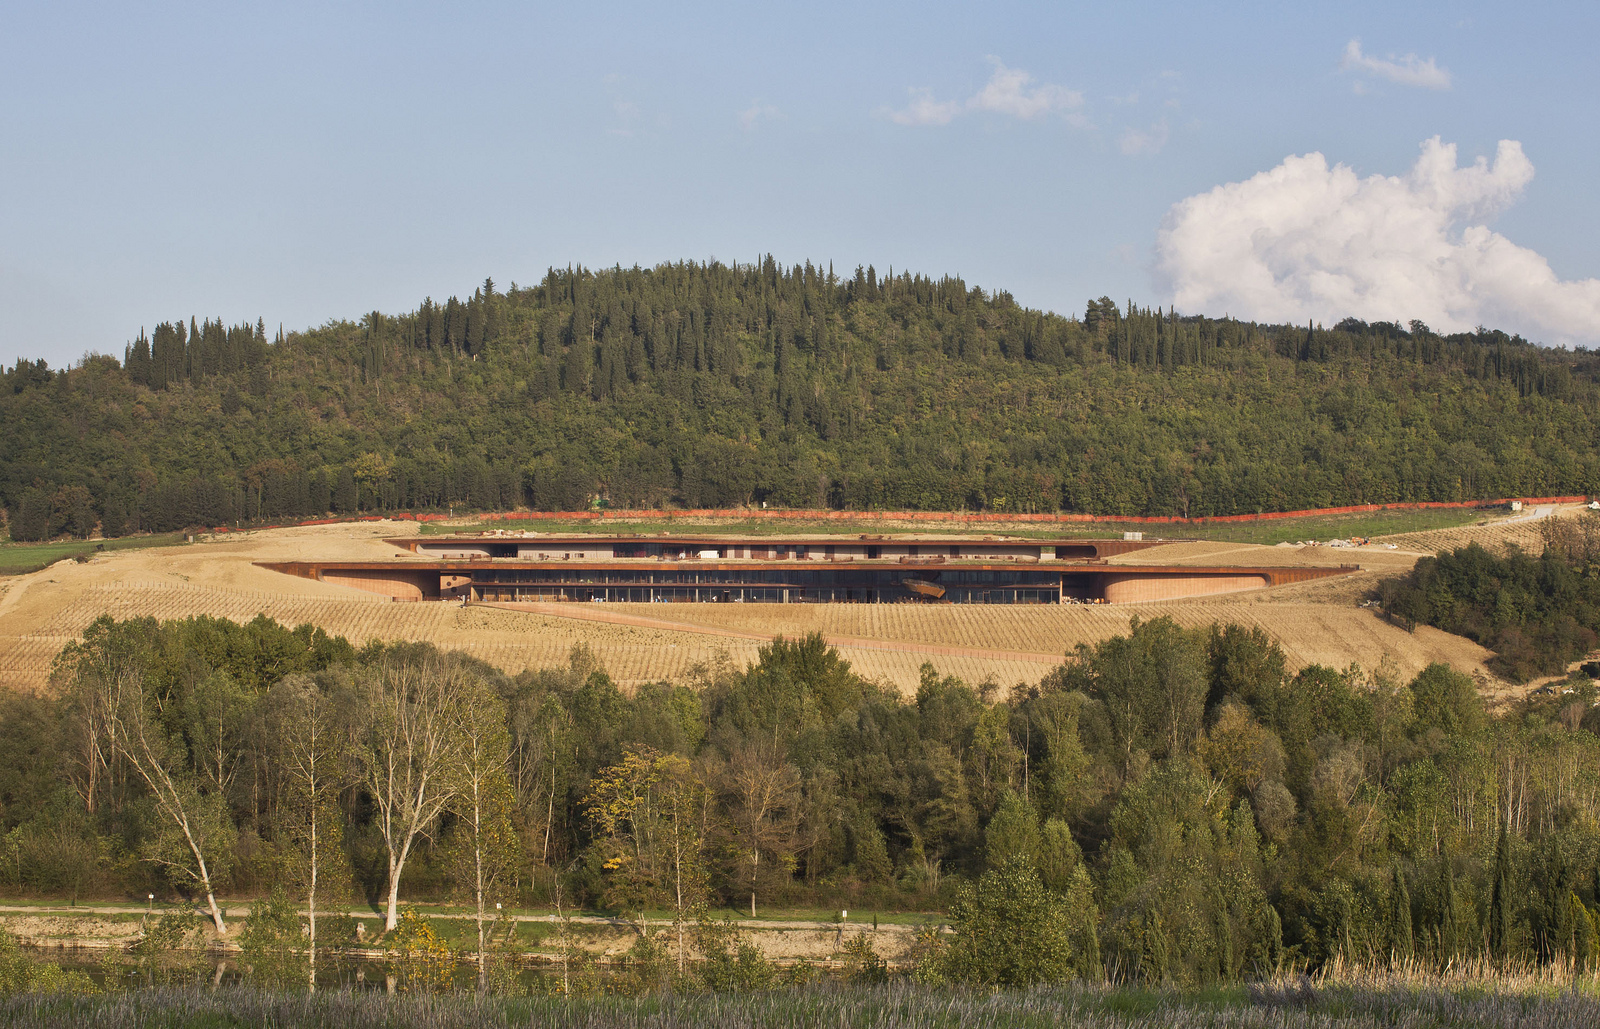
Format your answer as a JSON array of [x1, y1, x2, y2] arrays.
[[585, 747, 711, 972]]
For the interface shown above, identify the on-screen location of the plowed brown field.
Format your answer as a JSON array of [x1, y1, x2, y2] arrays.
[[1, 513, 1557, 695]]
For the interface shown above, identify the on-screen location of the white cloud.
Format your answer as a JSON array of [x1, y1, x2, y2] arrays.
[[1156, 137, 1600, 345], [1118, 119, 1169, 156], [883, 60, 1083, 127], [738, 101, 780, 131], [968, 60, 1083, 119], [885, 88, 961, 126], [1340, 39, 1452, 90]]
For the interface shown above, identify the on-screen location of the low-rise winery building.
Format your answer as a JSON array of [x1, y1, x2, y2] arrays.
[[258, 533, 1357, 605]]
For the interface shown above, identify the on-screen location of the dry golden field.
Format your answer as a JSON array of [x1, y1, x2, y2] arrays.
[[0, 509, 1578, 696]]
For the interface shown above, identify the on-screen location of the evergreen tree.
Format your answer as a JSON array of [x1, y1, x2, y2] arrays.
[[333, 468, 359, 514], [1530, 834, 1577, 962], [1572, 894, 1598, 971], [1490, 824, 1516, 964], [10, 488, 51, 541], [1436, 859, 1463, 966], [1389, 865, 1414, 965], [100, 495, 128, 539]]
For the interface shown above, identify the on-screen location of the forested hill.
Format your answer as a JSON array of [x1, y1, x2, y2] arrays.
[[4, 258, 1600, 538]]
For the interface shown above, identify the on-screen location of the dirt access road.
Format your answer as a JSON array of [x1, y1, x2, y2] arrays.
[[0, 903, 917, 965]]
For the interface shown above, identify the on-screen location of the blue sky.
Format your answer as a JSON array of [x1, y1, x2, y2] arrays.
[[4, 0, 1598, 366]]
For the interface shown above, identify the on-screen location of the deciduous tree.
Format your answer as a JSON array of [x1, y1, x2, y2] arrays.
[[356, 657, 470, 932]]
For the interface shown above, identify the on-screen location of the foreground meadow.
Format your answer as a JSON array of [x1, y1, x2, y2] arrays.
[[7, 979, 1600, 1029]]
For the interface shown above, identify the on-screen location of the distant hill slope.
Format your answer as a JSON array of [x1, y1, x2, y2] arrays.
[[3, 258, 1599, 537]]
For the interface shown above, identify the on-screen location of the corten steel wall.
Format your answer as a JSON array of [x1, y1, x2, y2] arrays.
[[1101, 574, 1270, 604], [316, 568, 439, 600]]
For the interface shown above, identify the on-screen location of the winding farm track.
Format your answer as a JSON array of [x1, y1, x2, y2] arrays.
[[3, 509, 1582, 694]]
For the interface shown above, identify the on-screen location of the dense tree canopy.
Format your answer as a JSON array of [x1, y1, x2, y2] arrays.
[[5, 260, 1600, 538], [5, 614, 1600, 983]]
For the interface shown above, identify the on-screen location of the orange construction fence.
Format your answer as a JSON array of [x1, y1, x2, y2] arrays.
[[211, 495, 1590, 535]]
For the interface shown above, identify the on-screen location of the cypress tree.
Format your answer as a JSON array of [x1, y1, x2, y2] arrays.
[[188, 316, 201, 380], [127, 330, 152, 386], [1532, 834, 1575, 962], [1571, 893, 1595, 971], [1262, 903, 1284, 974], [1389, 865, 1414, 966], [1438, 859, 1461, 966], [1139, 908, 1169, 983], [333, 467, 359, 514], [1214, 886, 1236, 980], [100, 495, 128, 539], [11, 488, 52, 541], [850, 814, 892, 885], [1490, 824, 1515, 964]]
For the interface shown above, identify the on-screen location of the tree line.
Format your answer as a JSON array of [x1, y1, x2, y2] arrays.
[[4, 612, 1600, 986], [5, 258, 1600, 539]]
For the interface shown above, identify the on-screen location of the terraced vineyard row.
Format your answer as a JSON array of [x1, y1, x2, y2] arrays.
[[0, 582, 773, 692], [610, 602, 1121, 654], [0, 578, 1133, 695], [622, 601, 1252, 656], [596, 597, 1489, 682], [1376, 520, 1549, 556]]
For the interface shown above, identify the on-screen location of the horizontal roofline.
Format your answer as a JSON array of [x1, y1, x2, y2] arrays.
[[259, 560, 1359, 576], [386, 535, 1164, 546]]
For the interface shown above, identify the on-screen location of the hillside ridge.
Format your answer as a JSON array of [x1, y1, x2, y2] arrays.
[[5, 259, 1600, 540]]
